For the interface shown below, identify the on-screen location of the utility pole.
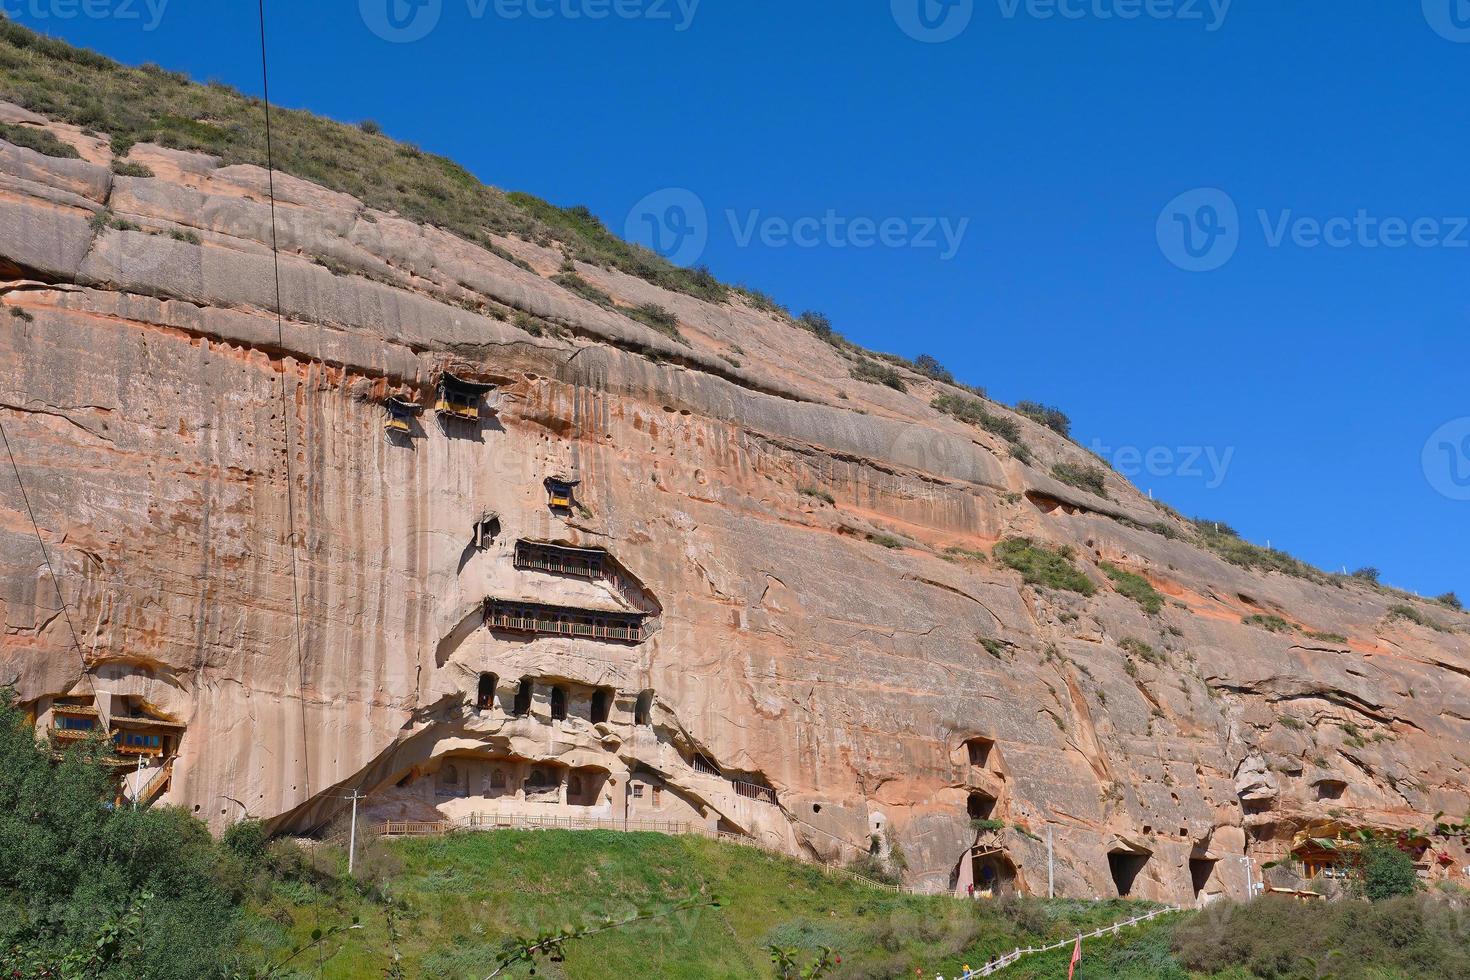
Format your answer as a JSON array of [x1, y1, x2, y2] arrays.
[[1241, 854, 1254, 901], [1047, 827, 1055, 899], [345, 789, 364, 875]]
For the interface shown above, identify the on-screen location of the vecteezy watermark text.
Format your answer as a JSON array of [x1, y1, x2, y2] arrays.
[[360, 0, 700, 43], [892, 0, 1231, 42], [1423, 418, 1470, 501], [1, 0, 169, 31], [996, 0, 1232, 31], [1158, 188, 1469, 271], [728, 210, 969, 260], [1089, 439, 1235, 489], [625, 188, 970, 265], [1423, 0, 1470, 43]]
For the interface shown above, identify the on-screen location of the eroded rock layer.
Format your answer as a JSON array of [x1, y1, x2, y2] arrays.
[[3, 105, 1468, 904]]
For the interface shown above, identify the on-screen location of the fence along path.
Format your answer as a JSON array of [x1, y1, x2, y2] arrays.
[[970, 905, 1184, 976]]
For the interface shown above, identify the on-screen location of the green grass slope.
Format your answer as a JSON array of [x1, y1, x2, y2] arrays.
[[244, 830, 1167, 979]]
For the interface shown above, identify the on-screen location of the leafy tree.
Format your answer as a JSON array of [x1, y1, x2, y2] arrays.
[[1358, 839, 1419, 901], [1436, 591, 1462, 611], [0, 690, 242, 978], [1351, 566, 1381, 583]]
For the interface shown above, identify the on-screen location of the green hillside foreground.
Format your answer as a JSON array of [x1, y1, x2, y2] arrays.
[[241, 829, 1165, 979], [229, 829, 1470, 979], [4, 694, 1470, 979]]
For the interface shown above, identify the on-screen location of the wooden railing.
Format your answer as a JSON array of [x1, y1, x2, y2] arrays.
[[134, 757, 175, 806], [731, 780, 778, 804], [514, 543, 604, 580]]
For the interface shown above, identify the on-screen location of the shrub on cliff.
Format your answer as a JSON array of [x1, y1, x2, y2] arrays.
[[994, 538, 1096, 596], [1049, 462, 1108, 497], [931, 393, 1024, 448], [850, 358, 906, 392], [0, 120, 79, 158], [1015, 400, 1072, 438], [913, 353, 955, 384], [1099, 562, 1164, 614]]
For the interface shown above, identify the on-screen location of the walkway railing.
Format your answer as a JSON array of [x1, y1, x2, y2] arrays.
[[970, 905, 1184, 976]]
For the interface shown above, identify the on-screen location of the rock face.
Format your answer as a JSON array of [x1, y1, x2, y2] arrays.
[[3, 109, 1469, 906]]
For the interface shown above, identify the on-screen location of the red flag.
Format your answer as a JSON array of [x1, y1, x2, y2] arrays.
[[1067, 935, 1082, 979]]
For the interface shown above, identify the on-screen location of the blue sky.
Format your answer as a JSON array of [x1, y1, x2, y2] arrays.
[[14, 1, 1468, 598]]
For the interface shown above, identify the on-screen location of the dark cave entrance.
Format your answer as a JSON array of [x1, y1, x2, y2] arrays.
[[1108, 850, 1150, 897]]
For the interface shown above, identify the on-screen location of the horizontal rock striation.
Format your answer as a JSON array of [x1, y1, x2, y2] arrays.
[[2, 107, 1468, 904]]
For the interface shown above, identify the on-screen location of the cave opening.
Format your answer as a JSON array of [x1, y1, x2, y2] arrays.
[[1189, 857, 1217, 899], [967, 791, 997, 821], [1108, 851, 1150, 897], [513, 678, 533, 716], [477, 672, 498, 710], [590, 687, 612, 724]]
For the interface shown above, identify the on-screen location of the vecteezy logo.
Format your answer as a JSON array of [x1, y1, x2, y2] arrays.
[[1423, 417, 1470, 501], [360, 0, 443, 43], [624, 188, 708, 267], [1157, 188, 1240, 272], [892, 0, 974, 43], [1424, 0, 1470, 42]]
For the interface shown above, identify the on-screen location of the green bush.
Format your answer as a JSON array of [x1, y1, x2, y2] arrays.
[[1119, 637, 1166, 665], [1436, 591, 1463, 611], [1193, 521, 1330, 584], [1014, 401, 1071, 438], [913, 353, 954, 384], [0, 120, 79, 157], [1099, 562, 1163, 614], [625, 302, 686, 344], [1189, 516, 1239, 538], [795, 310, 840, 345], [993, 538, 1096, 596], [1359, 840, 1421, 901], [1049, 462, 1108, 497], [110, 159, 153, 177], [1387, 603, 1449, 633], [551, 270, 615, 308], [931, 393, 1024, 447], [1351, 566, 1381, 583], [1243, 614, 1294, 633], [851, 358, 906, 392]]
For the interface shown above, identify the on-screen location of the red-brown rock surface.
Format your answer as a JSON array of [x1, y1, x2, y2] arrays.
[[3, 107, 1468, 905]]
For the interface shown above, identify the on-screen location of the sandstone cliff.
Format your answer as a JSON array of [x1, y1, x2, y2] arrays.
[[2, 84, 1468, 907]]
